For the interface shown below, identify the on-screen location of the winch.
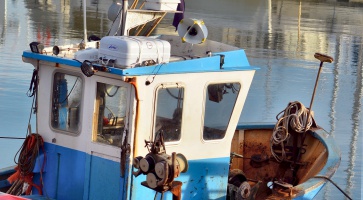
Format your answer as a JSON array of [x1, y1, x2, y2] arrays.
[[133, 131, 188, 197]]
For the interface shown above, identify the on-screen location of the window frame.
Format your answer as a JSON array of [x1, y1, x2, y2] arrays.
[[152, 83, 185, 144], [91, 77, 132, 148], [202, 81, 241, 142], [49, 70, 84, 136]]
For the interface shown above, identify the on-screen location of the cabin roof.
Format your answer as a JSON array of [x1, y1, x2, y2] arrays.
[[22, 49, 258, 76]]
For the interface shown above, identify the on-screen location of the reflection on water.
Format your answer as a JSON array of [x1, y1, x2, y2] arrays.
[[0, 0, 362, 199], [22, 0, 114, 46]]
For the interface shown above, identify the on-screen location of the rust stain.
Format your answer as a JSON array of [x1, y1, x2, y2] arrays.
[[229, 128, 329, 199], [128, 77, 140, 157]]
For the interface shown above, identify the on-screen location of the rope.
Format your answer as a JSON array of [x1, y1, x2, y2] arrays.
[[26, 69, 38, 98], [313, 176, 352, 200], [271, 101, 313, 162], [7, 133, 46, 196]]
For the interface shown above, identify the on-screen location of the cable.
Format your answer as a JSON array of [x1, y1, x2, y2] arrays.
[[26, 95, 36, 136], [59, 77, 79, 104], [166, 88, 183, 100], [313, 176, 352, 200], [0, 137, 25, 139], [104, 85, 120, 97], [145, 63, 164, 85]]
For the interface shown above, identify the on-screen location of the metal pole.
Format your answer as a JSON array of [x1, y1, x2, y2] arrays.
[[303, 61, 323, 133], [83, 0, 87, 47], [303, 53, 334, 133], [297, 53, 333, 163], [121, 0, 129, 36]]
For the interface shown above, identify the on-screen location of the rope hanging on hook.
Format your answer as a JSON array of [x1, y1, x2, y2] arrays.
[[7, 133, 46, 196], [270, 101, 314, 162]]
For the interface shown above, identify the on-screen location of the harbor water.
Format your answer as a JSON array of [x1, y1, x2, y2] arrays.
[[0, 0, 361, 199]]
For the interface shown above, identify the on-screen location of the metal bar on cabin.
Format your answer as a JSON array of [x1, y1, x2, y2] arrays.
[[145, 12, 167, 37]]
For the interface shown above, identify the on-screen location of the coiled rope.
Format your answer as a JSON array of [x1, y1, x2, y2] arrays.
[[271, 101, 313, 162], [7, 133, 46, 196]]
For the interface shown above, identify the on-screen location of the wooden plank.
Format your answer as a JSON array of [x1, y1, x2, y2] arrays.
[[230, 130, 244, 170]]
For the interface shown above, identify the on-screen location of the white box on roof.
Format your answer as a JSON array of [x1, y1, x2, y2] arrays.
[[98, 36, 171, 69], [74, 48, 99, 62], [144, 0, 180, 11]]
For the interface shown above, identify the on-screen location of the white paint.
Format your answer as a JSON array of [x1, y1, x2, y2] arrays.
[[27, 35, 255, 165]]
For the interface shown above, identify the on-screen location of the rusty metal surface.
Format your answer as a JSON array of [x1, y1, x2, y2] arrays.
[[230, 127, 333, 199], [170, 181, 182, 200], [241, 129, 280, 182]]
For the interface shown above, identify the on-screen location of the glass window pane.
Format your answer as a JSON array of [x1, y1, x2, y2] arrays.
[[51, 72, 82, 133], [154, 87, 184, 142], [94, 82, 127, 147], [203, 83, 240, 140]]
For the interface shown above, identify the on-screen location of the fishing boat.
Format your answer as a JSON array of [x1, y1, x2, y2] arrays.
[[0, 0, 342, 199]]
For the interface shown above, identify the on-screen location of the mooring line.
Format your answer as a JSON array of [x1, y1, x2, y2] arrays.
[[313, 175, 352, 200], [0, 136, 26, 139]]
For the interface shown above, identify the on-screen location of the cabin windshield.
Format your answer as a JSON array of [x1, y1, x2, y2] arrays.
[[154, 85, 184, 142], [203, 83, 240, 140], [93, 82, 128, 147], [51, 72, 83, 133]]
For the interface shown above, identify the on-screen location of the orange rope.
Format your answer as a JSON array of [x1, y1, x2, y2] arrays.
[[7, 134, 46, 195]]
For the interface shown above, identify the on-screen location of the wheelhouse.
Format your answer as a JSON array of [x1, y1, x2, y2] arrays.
[[22, 35, 256, 199]]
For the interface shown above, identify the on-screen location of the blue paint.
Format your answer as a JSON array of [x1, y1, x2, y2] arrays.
[[290, 129, 341, 199], [0, 166, 14, 189], [293, 184, 324, 200], [58, 107, 68, 130], [22, 195, 56, 200], [131, 157, 230, 200], [22, 51, 82, 67], [0, 179, 10, 190], [26, 130, 338, 200], [31, 143, 126, 200], [87, 155, 122, 200], [58, 79, 68, 107], [22, 50, 258, 77], [33, 143, 86, 199], [33, 153, 46, 173], [120, 50, 258, 76]]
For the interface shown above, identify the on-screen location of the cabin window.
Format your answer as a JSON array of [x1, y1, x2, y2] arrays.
[[51, 72, 83, 133], [93, 82, 127, 147], [154, 86, 184, 142], [203, 83, 240, 140]]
